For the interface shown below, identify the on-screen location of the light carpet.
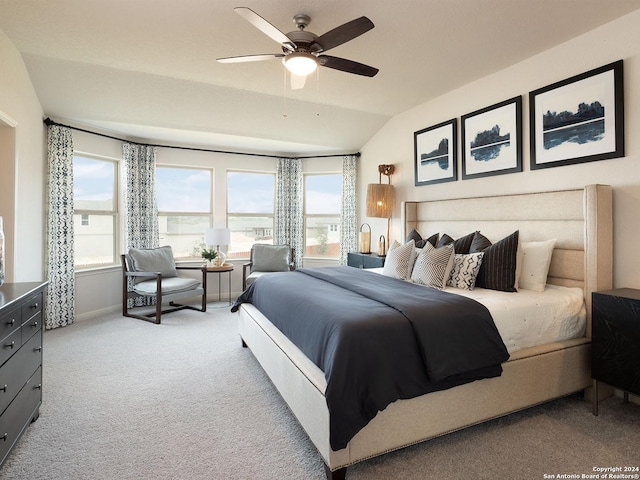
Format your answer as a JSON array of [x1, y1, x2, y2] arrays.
[[1, 306, 638, 480]]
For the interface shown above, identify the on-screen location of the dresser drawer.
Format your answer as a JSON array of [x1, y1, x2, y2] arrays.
[[0, 328, 22, 368], [0, 305, 21, 345], [21, 308, 42, 346], [0, 330, 42, 414], [20, 291, 42, 344], [0, 366, 42, 465]]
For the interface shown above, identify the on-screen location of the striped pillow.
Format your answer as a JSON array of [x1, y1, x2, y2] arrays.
[[410, 243, 454, 289], [382, 240, 416, 280], [472, 230, 520, 292]]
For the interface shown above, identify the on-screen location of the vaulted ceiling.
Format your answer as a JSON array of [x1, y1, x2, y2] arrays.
[[2, 0, 639, 156]]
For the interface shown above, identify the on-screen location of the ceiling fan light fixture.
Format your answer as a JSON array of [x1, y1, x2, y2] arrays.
[[283, 52, 318, 76]]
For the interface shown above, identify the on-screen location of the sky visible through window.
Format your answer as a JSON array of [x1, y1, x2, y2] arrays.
[[227, 171, 275, 213], [156, 167, 211, 212], [73, 156, 114, 210], [306, 174, 342, 214]]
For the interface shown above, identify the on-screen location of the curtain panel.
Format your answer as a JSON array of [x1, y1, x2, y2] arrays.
[[122, 142, 159, 308], [275, 158, 304, 269], [45, 125, 75, 329], [339, 154, 358, 265]]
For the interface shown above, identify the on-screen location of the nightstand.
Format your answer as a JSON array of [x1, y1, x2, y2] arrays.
[[347, 252, 385, 269], [591, 288, 640, 415]]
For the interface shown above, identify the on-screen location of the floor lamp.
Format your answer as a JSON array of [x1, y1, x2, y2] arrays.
[[366, 164, 394, 255]]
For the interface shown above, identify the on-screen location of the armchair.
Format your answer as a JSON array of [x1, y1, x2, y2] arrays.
[[242, 244, 294, 290], [121, 246, 207, 324]]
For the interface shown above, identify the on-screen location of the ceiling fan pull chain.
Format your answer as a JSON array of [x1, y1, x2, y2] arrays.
[[316, 68, 320, 118], [282, 68, 288, 118]]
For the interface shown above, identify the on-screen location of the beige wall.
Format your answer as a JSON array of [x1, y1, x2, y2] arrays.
[[360, 9, 640, 290], [0, 29, 45, 283]]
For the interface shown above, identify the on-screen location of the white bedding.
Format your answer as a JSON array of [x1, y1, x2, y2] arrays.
[[368, 268, 586, 353]]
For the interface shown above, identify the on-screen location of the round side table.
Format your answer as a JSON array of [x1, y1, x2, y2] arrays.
[[206, 263, 234, 306]]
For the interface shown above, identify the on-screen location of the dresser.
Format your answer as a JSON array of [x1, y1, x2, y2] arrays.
[[0, 282, 47, 466], [591, 288, 640, 415], [347, 252, 385, 269]]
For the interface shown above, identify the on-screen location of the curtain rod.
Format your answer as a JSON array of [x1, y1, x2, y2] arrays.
[[43, 118, 360, 160]]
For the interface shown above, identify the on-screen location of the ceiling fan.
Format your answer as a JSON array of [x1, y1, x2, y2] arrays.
[[217, 7, 379, 89]]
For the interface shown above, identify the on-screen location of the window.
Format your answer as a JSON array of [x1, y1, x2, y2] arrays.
[[156, 166, 212, 259], [304, 174, 342, 258], [227, 171, 275, 258], [73, 155, 117, 268]]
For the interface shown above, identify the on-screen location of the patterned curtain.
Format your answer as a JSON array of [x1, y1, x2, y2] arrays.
[[274, 157, 303, 268], [339, 154, 358, 265], [122, 143, 158, 307], [122, 143, 159, 249], [45, 125, 75, 329]]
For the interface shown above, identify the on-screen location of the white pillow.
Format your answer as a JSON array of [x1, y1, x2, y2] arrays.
[[519, 239, 556, 292], [382, 240, 416, 280], [410, 243, 454, 290], [447, 252, 484, 290]]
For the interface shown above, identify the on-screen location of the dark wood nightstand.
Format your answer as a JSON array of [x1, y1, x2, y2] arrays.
[[591, 288, 640, 415], [347, 252, 385, 269]]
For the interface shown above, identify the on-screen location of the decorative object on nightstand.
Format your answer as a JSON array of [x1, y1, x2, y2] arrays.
[[347, 252, 385, 269], [377, 235, 386, 257], [359, 223, 371, 253], [366, 164, 394, 255], [591, 288, 640, 416], [205, 227, 231, 267]]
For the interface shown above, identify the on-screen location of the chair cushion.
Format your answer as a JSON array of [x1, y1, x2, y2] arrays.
[[133, 276, 201, 295], [129, 246, 178, 278], [251, 244, 291, 272]]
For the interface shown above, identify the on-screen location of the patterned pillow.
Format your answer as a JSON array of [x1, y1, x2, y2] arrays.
[[382, 239, 416, 280], [447, 252, 484, 290], [411, 243, 454, 289], [473, 230, 520, 292]]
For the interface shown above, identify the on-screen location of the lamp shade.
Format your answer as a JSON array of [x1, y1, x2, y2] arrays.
[[366, 184, 394, 218], [205, 228, 230, 246]]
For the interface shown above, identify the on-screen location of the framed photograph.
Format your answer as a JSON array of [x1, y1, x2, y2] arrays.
[[461, 96, 522, 179], [530, 60, 624, 169], [414, 118, 457, 186]]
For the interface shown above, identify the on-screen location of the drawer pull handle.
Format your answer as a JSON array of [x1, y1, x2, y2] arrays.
[[35, 346, 42, 352], [5, 319, 15, 326], [0, 385, 6, 392], [1, 433, 7, 442], [30, 302, 39, 309], [4, 341, 15, 349], [31, 321, 38, 328], [35, 384, 42, 391]]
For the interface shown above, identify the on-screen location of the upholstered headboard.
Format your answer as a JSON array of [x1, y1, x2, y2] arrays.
[[402, 184, 613, 336]]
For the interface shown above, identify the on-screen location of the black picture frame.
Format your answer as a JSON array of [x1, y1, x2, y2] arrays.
[[414, 118, 457, 186], [529, 60, 624, 169], [461, 96, 522, 180]]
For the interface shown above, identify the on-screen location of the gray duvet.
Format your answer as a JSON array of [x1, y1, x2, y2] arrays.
[[232, 266, 509, 450]]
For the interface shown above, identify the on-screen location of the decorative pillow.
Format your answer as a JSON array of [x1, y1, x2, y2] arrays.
[[128, 246, 177, 282], [252, 244, 291, 272], [447, 252, 484, 290], [406, 229, 438, 249], [436, 231, 477, 254], [469, 232, 492, 253], [519, 239, 556, 292], [410, 243, 454, 290], [472, 230, 520, 292], [382, 240, 416, 280]]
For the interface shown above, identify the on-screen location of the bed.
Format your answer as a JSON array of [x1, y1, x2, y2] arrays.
[[234, 184, 612, 479]]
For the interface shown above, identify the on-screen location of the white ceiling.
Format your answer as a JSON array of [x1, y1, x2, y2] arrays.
[[2, 0, 640, 156]]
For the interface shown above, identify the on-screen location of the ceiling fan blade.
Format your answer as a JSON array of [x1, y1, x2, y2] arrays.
[[290, 73, 307, 90], [311, 16, 374, 53], [217, 54, 284, 63], [234, 7, 296, 51], [318, 55, 379, 77]]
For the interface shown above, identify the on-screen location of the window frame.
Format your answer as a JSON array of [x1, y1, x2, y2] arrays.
[[73, 152, 119, 271], [226, 169, 276, 260], [155, 164, 214, 261], [303, 172, 342, 259]]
